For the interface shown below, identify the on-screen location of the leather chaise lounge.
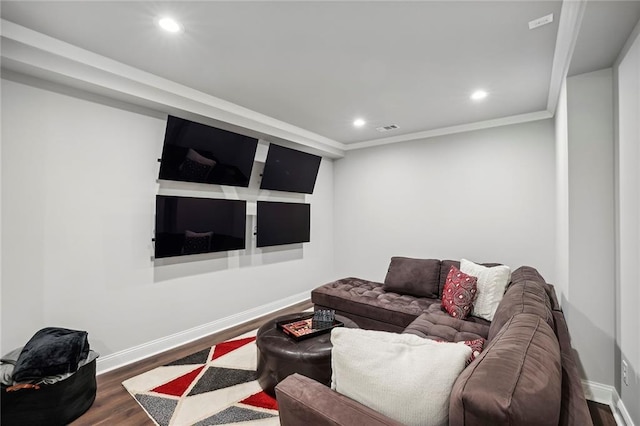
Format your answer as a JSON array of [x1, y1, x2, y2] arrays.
[[275, 258, 592, 426]]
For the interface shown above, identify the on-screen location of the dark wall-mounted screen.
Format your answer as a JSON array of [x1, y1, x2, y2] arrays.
[[260, 144, 321, 194], [159, 115, 258, 187], [155, 195, 246, 258], [257, 201, 310, 248]]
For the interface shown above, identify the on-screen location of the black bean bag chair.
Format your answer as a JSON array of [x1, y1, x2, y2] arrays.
[[1, 327, 98, 426]]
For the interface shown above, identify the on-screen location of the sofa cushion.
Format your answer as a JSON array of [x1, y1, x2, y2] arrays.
[[510, 266, 561, 311], [461, 259, 511, 321], [546, 284, 561, 311], [403, 311, 489, 342], [449, 313, 562, 426], [488, 280, 554, 342], [510, 265, 546, 284], [383, 257, 441, 298], [312, 277, 438, 329], [439, 260, 502, 299], [331, 328, 471, 426], [441, 265, 478, 319], [275, 373, 404, 426], [553, 311, 594, 426]]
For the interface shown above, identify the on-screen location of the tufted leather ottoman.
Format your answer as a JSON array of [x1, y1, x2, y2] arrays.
[[256, 312, 359, 395]]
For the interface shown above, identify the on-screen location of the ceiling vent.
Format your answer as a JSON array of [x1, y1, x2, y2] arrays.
[[528, 13, 553, 30], [376, 124, 399, 132]]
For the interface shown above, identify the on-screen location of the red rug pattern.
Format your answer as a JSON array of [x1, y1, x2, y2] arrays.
[[122, 330, 278, 425]]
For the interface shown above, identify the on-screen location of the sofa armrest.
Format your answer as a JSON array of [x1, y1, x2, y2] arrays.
[[545, 283, 561, 311], [552, 311, 593, 426], [275, 374, 403, 426]]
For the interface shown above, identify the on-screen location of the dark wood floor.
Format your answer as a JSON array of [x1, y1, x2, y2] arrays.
[[588, 400, 618, 426], [72, 300, 617, 426], [71, 300, 313, 425]]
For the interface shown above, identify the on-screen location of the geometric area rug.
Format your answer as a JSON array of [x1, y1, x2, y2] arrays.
[[122, 329, 279, 425]]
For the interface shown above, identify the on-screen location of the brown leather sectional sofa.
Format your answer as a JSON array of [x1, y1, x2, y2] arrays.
[[275, 259, 593, 426]]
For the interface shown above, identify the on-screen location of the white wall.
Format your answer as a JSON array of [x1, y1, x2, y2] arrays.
[[0, 77, 335, 369], [616, 22, 640, 424], [555, 79, 570, 305], [333, 119, 556, 283], [564, 69, 616, 387], [0, 76, 3, 354]]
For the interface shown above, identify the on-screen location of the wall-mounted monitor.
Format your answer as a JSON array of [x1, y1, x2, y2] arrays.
[[260, 144, 321, 194], [158, 115, 258, 187], [256, 201, 310, 247], [155, 195, 246, 258]]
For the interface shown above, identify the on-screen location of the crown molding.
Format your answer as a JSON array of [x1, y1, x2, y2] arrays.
[[546, 0, 587, 115], [614, 11, 640, 69], [344, 110, 553, 151], [345, 0, 584, 152], [0, 19, 346, 159], [2, 5, 586, 156]]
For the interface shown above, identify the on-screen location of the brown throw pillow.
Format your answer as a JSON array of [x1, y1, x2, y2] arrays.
[[441, 265, 478, 320], [383, 257, 441, 298]]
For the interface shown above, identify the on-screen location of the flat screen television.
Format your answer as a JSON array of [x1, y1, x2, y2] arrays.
[[158, 115, 258, 187], [260, 144, 321, 194], [256, 201, 310, 247], [155, 195, 246, 258]]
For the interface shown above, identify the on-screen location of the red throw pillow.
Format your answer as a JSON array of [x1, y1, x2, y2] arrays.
[[464, 338, 485, 364], [434, 338, 485, 365], [441, 265, 478, 319]]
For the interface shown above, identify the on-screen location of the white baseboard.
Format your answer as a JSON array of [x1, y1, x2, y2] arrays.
[[617, 397, 635, 426], [96, 291, 310, 374], [582, 380, 635, 426]]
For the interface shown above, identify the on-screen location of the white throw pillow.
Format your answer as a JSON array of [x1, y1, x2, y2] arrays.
[[460, 258, 511, 321], [330, 328, 471, 426]]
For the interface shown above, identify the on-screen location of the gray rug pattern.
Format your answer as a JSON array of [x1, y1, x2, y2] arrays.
[[136, 394, 179, 426], [193, 406, 276, 425], [188, 367, 257, 396]]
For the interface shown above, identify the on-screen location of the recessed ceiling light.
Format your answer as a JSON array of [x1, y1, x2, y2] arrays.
[[158, 17, 183, 33], [471, 90, 488, 101], [353, 118, 366, 127]]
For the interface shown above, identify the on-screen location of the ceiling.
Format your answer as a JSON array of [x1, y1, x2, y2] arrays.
[[569, 0, 640, 77], [1, 1, 639, 153]]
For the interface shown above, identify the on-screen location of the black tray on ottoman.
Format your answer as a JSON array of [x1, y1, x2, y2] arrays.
[[276, 313, 345, 341]]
